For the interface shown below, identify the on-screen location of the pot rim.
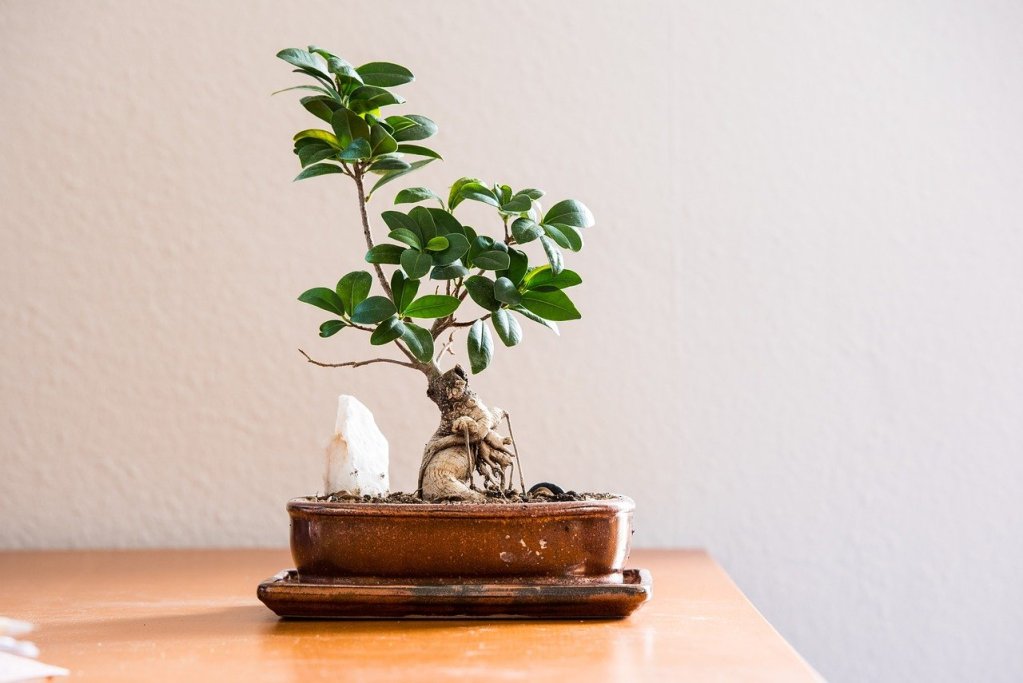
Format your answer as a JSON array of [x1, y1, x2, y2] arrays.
[[287, 494, 635, 519]]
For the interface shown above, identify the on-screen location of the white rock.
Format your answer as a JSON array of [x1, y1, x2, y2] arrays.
[[324, 395, 389, 497]]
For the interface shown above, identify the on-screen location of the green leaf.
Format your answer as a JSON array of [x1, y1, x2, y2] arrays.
[[370, 124, 398, 156], [512, 305, 560, 335], [300, 95, 341, 123], [272, 84, 341, 101], [388, 228, 422, 250], [384, 115, 418, 133], [339, 138, 372, 161], [277, 48, 330, 79], [294, 163, 344, 181], [543, 199, 595, 228], [541, 223, 573, 249], [403, 294, 460, 319], [448, 177, 484, 210], [522, 266, 582, 290], [319, 320, 346, 337], [380, 210, 419, 235], [352, 296, 397, 324], [538, 235, 564, 275], [392, 115, 438, 142], [297, 144, 338, 167], [395, 143, 442, 160], [293, 129, 340, 148], [493, 277, 521, 306], [519, 289, 581, 321], [395, 187, 443, 206], [511, 217, 544, 243], [329, 105, 370, 148], [492, 309, 522, 347], [500, 195, 532, 213], [391, 270, 420, 313], [425, 236, 449, 251], [356, 62, 415, 87], [409, 206, 438, 242], [464, 275, 500, 311], [368, 157, 411, 172], [400, 248, 432, 279], [550, 223, 584, 251], [368, 159, 435, 197], [298, 287, 344, 315], [473, 250, 511, 270], [401, 322, 434, 362], [431, 263, 470, 280], [457, 182, 500, 208], [365, 243, 404, 264], [427, 208, 465, 236], [429, 232, 469, 266], [336, 271, 373, 315], [499, 248, 529, 286], [370, 316, 405, 345], [516, 188, 545, 200], [467, 320, 494, 374], [349, 85, 405, 113]]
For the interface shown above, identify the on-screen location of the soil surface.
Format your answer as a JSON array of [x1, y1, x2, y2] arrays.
[[311, 490, 620, 504]]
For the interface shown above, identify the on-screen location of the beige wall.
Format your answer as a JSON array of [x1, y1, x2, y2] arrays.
[[3, 1, 1023, 681]]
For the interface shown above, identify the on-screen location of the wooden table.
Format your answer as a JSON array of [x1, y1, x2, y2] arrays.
[[0, 549, 820, 681]]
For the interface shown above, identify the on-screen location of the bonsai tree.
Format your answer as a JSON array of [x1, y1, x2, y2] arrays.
[[276, 46, 594, 501]]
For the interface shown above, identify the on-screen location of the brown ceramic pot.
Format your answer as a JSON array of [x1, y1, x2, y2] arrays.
[[288, 496, 634, 582]]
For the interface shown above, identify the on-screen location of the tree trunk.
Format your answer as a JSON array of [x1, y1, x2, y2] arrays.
[[418, 365, 515, 501]]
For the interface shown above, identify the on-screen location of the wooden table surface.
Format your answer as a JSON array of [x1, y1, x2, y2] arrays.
[[0, 549, 820, 682]]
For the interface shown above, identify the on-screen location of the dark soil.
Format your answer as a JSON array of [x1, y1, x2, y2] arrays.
[[311, 490, 621, 505]]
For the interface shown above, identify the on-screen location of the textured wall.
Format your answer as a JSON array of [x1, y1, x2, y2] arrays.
[[2, 1, 1022, 681]]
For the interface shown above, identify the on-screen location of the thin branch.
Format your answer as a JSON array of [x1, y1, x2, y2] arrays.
[[435, 331, 456, 361], [451, 313, 492, 328], [353, 170, 393, 300], [298, 349, 417, 370]]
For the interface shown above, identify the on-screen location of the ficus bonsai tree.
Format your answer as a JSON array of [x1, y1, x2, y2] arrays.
[[276, 46, 594, 502]]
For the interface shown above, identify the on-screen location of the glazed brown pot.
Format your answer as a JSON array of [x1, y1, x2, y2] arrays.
[[288, 496, 634, 582]]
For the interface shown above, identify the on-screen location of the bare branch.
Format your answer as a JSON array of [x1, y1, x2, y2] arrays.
[[298, 349, 417, 370], [451, 313, 492, 328], [435, 331, 456, 361]]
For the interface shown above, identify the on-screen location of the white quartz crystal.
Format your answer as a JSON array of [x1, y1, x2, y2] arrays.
[[324, 395, 389, 496]]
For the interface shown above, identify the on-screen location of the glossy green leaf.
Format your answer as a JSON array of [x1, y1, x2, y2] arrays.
[[473, 250, 511, 270], [500, 195, 532, 213], [403, 294, 460, 319], [499, 248, 529, 286], [395, 143, 442, 160], [300, 95, 340, 123], [368, 157, 411, 172], [425, 236, 449, 252], [448, 177, 484, 210], [467, 320, 494, 374], [319, 320, 346, 337], [512, 305, 560, 335], [492, 308, 522, 347], [516, 188, 545, 200], [388, 228, 422, 250], [370, 316, 405, 345], [429, 232, 469, 266], [365, 243, 405, 264], [519, 289, 581, 321], [541, 223, 573, 249], [384, 115, 418, 133], [538, 235, 564, 275], [380, 210, 420, 235], [431, 263, 470, 280], [352, 296, 397, 324], [329, 105, 370, 147], [409, 206, 438, 242], [493, 277, 521, 306], [335, 271, 373, 315], [298, 287, 344, 315], [391, 270, 420, 314], [427, 208, 465, 236], [369, 124, 398, 156], [293, 129, 341, 148], [392, 115, 438, 142], [356, 62, 415, 87], [464, 275, 500, 311], [511, 217, 544, 243], [522, 266, 582, 290], [543, 199, 595, 228], [339, 138, 372, 160], [395, 187, 443, 206], [294, 163, 344, 181], [401, 322, 434, 362], [400, 248, 432, 279], [349, 86, 406, 114], [368, 158, 435, 197], [546, 223, 584, 251], [272, 84, 341, 101], [277, 48, 330, 80], [457, 182, 500, 208], [297, 144, 338, 167]]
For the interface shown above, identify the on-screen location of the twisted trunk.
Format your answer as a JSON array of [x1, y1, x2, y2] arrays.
[[417, 366, 515, 501]]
